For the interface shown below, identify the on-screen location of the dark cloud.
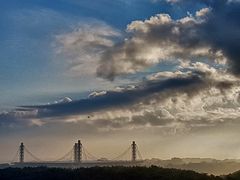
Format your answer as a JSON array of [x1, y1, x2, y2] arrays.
[[21, 75, 203, 118], [0, 113, 18, 127], [205, 0, 240, 74], [0, 112, 28, 128]]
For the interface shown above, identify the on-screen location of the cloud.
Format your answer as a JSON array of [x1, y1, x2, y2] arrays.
[[52, 97, 72, 104], [1, 61, 239, 133], [22, 75, 204, 118], [151, 0, 180, 3], [158, 0, 240, 4], [56, 21, 120, 77], [0, 72, 202, 129], [56, 0, 240, 81], [0, 109, 39, 128], [228, 0, 240, 3], [95, 0, 240, 80], [96, 9, 217, 80]]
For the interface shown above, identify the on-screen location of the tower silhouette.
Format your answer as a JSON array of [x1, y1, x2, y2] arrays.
[[74, 140, 82, 163], [19, 142, 24, 163], [131, 141, 137, 162]]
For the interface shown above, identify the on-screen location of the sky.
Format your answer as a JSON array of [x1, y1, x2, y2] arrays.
[[1, 0, 240, 163]]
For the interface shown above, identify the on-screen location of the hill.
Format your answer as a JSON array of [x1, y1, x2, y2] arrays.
[[143, 158, 240, 175], [225, 170, 240, 180], [0, 166, 221, 180]]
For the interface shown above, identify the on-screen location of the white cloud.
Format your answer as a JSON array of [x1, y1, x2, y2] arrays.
[[53, 97, 72, 104], [96, 10, 227, 80], [88, 91, 107, 98], [228, 0, 240, 3], [56, 21, 120, 77], [151, 0, 180, 3], [196, 8, 211, 17]]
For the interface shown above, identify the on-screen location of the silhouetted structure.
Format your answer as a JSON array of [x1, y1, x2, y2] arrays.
[[12, 140, 142, 165], [131, 141, 137, 162], [74, 140, 82, 163], [74, 143, 78, 163], [19, 142, 24, 163]]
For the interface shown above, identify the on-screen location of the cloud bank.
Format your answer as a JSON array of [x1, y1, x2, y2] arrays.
[[1, 62, 240, 133]]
